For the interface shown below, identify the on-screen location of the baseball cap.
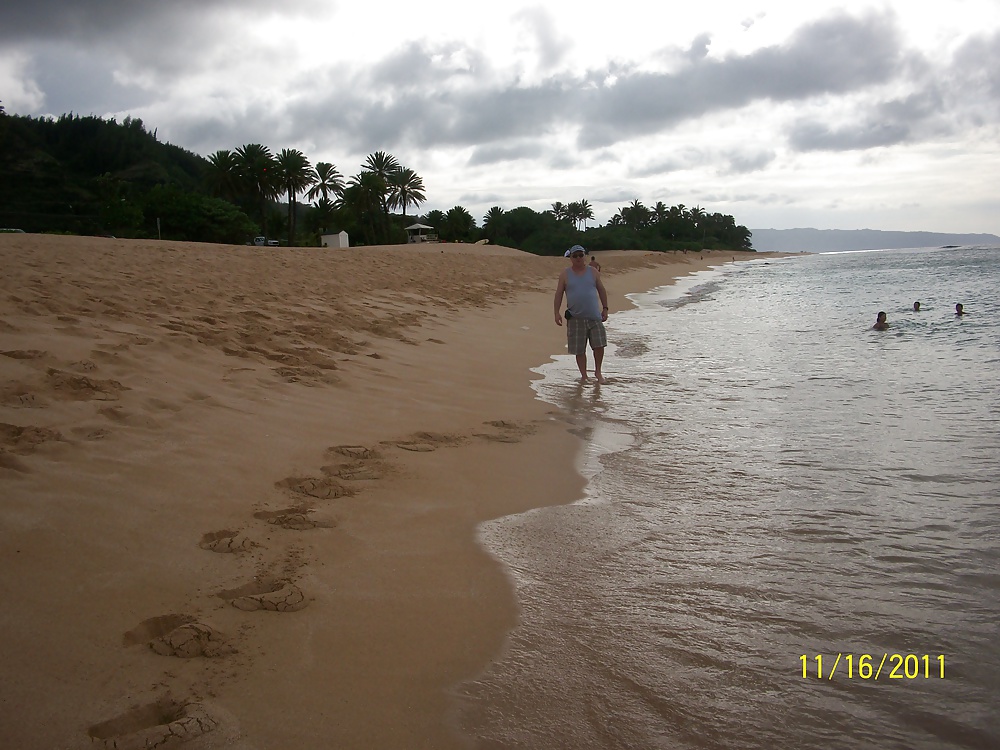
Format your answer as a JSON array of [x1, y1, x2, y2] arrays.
[[568, 245, 587, 256]]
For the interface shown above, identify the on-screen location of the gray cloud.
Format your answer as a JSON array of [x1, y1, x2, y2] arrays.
[[577, 11, 906, 147], [546, 151, 579, 170], [721, 149, 777, 174], [468, 142, 544, 166], [370, 41, 488, 90], [25, 43, 155, 115], [273, 11, 916, 160], [2, 0, 323, 89], [629, 153, 700, 178], [514, 7, 571, 70], [949, 30, 1000, 108], [0, 0, 314, 42], [590, 187, 639, 204], [788, 120, 911, 151], [277, 58, 576, 155], [457, 192, 509, 208], [686, 33, 712, 62], [784, 28, 1000, 154]]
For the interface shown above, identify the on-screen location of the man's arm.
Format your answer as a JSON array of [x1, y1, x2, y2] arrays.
[[595, 272, 609, 321], [554, 271, 567, 326]]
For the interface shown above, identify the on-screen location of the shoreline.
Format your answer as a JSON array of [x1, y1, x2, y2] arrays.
[[0, 235, 769, 749]]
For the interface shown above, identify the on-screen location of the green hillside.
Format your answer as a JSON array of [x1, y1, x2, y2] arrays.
[[0, 113, 256, 243]]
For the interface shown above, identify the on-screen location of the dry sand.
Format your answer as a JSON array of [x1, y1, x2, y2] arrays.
[[0, 234, 764, 749]]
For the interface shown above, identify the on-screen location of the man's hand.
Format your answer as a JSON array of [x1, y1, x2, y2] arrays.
[[555, 313, 564, 326]]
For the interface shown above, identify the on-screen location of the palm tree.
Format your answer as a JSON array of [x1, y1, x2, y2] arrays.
[[578, 199, 594, 230], [235, 143, 280, 239], [313, 197, 337, 236], [307, 162, 344, 203], [550, 202, 567, 222], [652, 201, 669, 224], [565, 201, 581, 230], [424, 209, 446, 232], [482, 206, 505, 241], [387, 167, 426, 219], [341, 171, 389, 244], [275, 148, 315, 246], [205, 149, 242, 203], [363, 151, 400, 215], [443, 205, 476, 242], [621, 199, 650, 231]]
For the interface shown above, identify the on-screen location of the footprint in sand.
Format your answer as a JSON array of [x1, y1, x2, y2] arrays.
[[70, 425, 111, 440], [198, 529, 255, 553], [0, 423, 63, 454], [325, 461, 384, 480], [124, 614, 235, 658], [217, 579, 309, 612], [322, 445, 386, 481], [46, 368, 125, 401], [1, 349, 47, 360], [0, 389, 44, 408], [87, 696, 237, 749], [276, 475, 353, 500], [473, 419, 538, 443], [388, 431, 467, 452], [394, 441, 436, 452], [327, 445, 381, 461], [252, 506, 334, 531]]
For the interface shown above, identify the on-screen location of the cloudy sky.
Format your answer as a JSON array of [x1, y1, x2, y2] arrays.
[[3, 0, 999, 233]]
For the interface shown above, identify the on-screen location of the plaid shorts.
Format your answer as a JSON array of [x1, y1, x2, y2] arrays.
[[566, 317, 607, 354]]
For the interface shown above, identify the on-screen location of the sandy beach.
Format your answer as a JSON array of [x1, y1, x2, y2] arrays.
[[0, 234, 762, 749]]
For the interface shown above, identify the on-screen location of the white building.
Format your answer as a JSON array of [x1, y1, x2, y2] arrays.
[[321, 231, 349, 249]]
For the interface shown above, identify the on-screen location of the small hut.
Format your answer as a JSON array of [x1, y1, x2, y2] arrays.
[[321, 231, 349, 249], [405, 223, 438, 243]]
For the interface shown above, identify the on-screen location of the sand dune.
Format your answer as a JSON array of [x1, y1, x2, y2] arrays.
[[0, 234, 761, 749]]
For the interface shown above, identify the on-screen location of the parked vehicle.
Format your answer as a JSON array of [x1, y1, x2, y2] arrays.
[[252, 236, 280, 247]]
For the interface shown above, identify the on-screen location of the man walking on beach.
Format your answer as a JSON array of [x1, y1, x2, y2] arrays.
[[554, 245, 609, 383]]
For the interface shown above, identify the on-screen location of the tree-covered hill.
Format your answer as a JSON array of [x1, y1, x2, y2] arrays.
[[0, 113, 256, 242]]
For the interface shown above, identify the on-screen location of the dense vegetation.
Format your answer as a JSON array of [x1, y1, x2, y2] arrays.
[[0, 109, 754, 253]]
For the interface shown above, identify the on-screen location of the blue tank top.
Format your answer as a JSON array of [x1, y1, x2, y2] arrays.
[[565, 267, 602, 320]]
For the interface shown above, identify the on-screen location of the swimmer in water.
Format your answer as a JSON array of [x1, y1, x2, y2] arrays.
[[955, 303, 966, 316], [873, 311, 889, 330]]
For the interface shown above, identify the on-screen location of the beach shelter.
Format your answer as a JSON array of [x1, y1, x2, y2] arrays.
[[405, 223, 437, 243], [321, 231, 349, 248]]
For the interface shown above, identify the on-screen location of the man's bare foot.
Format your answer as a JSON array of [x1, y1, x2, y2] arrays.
[[594, 372, 608, 384]]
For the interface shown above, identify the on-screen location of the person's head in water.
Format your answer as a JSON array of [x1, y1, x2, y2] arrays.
[[873, 311, 889, 330], [956, 303, 965, 316], [913, 301, 921, 311]]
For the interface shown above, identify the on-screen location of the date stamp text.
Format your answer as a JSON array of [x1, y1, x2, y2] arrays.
[[800, 654, 945, 680]]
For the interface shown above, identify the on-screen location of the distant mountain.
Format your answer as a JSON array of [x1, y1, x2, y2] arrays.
[[750, 228, 1000, 253]]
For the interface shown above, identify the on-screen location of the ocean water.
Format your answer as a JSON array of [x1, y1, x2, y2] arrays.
[[458, 246, 1000, 750]]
